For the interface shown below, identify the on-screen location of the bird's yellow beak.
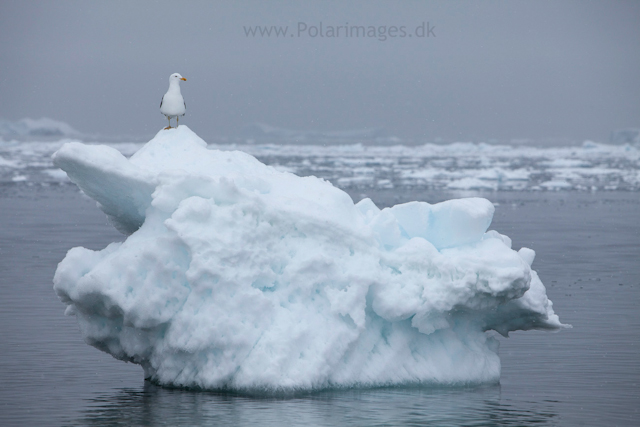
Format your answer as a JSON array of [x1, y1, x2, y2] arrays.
[[181, 77, 187, 81]]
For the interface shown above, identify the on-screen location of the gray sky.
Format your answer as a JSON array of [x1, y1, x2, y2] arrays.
[[1, 0, 639, 142]]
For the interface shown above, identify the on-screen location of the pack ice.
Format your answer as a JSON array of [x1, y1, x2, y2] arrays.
[[52, 126, 567, 391]]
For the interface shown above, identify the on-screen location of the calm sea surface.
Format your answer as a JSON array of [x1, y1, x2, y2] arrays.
[[0, 184, 638, 426]]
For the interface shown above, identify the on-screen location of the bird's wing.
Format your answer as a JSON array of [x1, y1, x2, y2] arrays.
[[160, 96, 164, 108]]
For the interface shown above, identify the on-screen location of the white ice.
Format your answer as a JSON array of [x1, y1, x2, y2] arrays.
[[52, 126, 568, 391]]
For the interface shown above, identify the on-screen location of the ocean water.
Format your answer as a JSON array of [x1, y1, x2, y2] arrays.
[[0, 139, 639, 426]]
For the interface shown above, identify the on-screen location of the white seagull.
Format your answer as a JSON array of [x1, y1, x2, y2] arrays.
[[160, 73, 187, 129]]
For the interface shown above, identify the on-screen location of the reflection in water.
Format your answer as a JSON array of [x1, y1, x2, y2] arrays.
[[70, 382, 557, 427]]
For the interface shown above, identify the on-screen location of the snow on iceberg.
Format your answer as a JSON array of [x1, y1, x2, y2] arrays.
[[52, 126, 568, 391]]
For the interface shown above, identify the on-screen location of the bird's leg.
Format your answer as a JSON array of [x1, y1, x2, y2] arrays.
[[176, 116, 179, 128], [164, 116, 172, 130]]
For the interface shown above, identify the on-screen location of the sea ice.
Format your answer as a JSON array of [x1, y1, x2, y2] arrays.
[[52, 126, 568, 391]]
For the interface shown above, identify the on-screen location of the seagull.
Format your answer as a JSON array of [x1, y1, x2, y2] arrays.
[[160, 73, 187, 129]]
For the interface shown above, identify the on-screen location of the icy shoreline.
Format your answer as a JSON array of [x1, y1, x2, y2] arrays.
[[52, 126, 567, 391]]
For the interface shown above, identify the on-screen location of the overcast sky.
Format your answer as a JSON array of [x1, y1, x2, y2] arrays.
[[1, 0, 639, 142]]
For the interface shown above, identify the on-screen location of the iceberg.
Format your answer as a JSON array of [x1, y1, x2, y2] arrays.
[[52, 126, 567, 391], [0, 117, 81, 138], [610, 128, 640, 146]]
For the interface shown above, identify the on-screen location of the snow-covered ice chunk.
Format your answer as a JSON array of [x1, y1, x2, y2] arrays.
[[52, 126, 568, 391], [53, 143, 155, 233], [369, 198, 494, 250]]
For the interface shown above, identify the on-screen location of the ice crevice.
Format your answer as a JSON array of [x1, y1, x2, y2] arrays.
[[52, 126, 569, 391]]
